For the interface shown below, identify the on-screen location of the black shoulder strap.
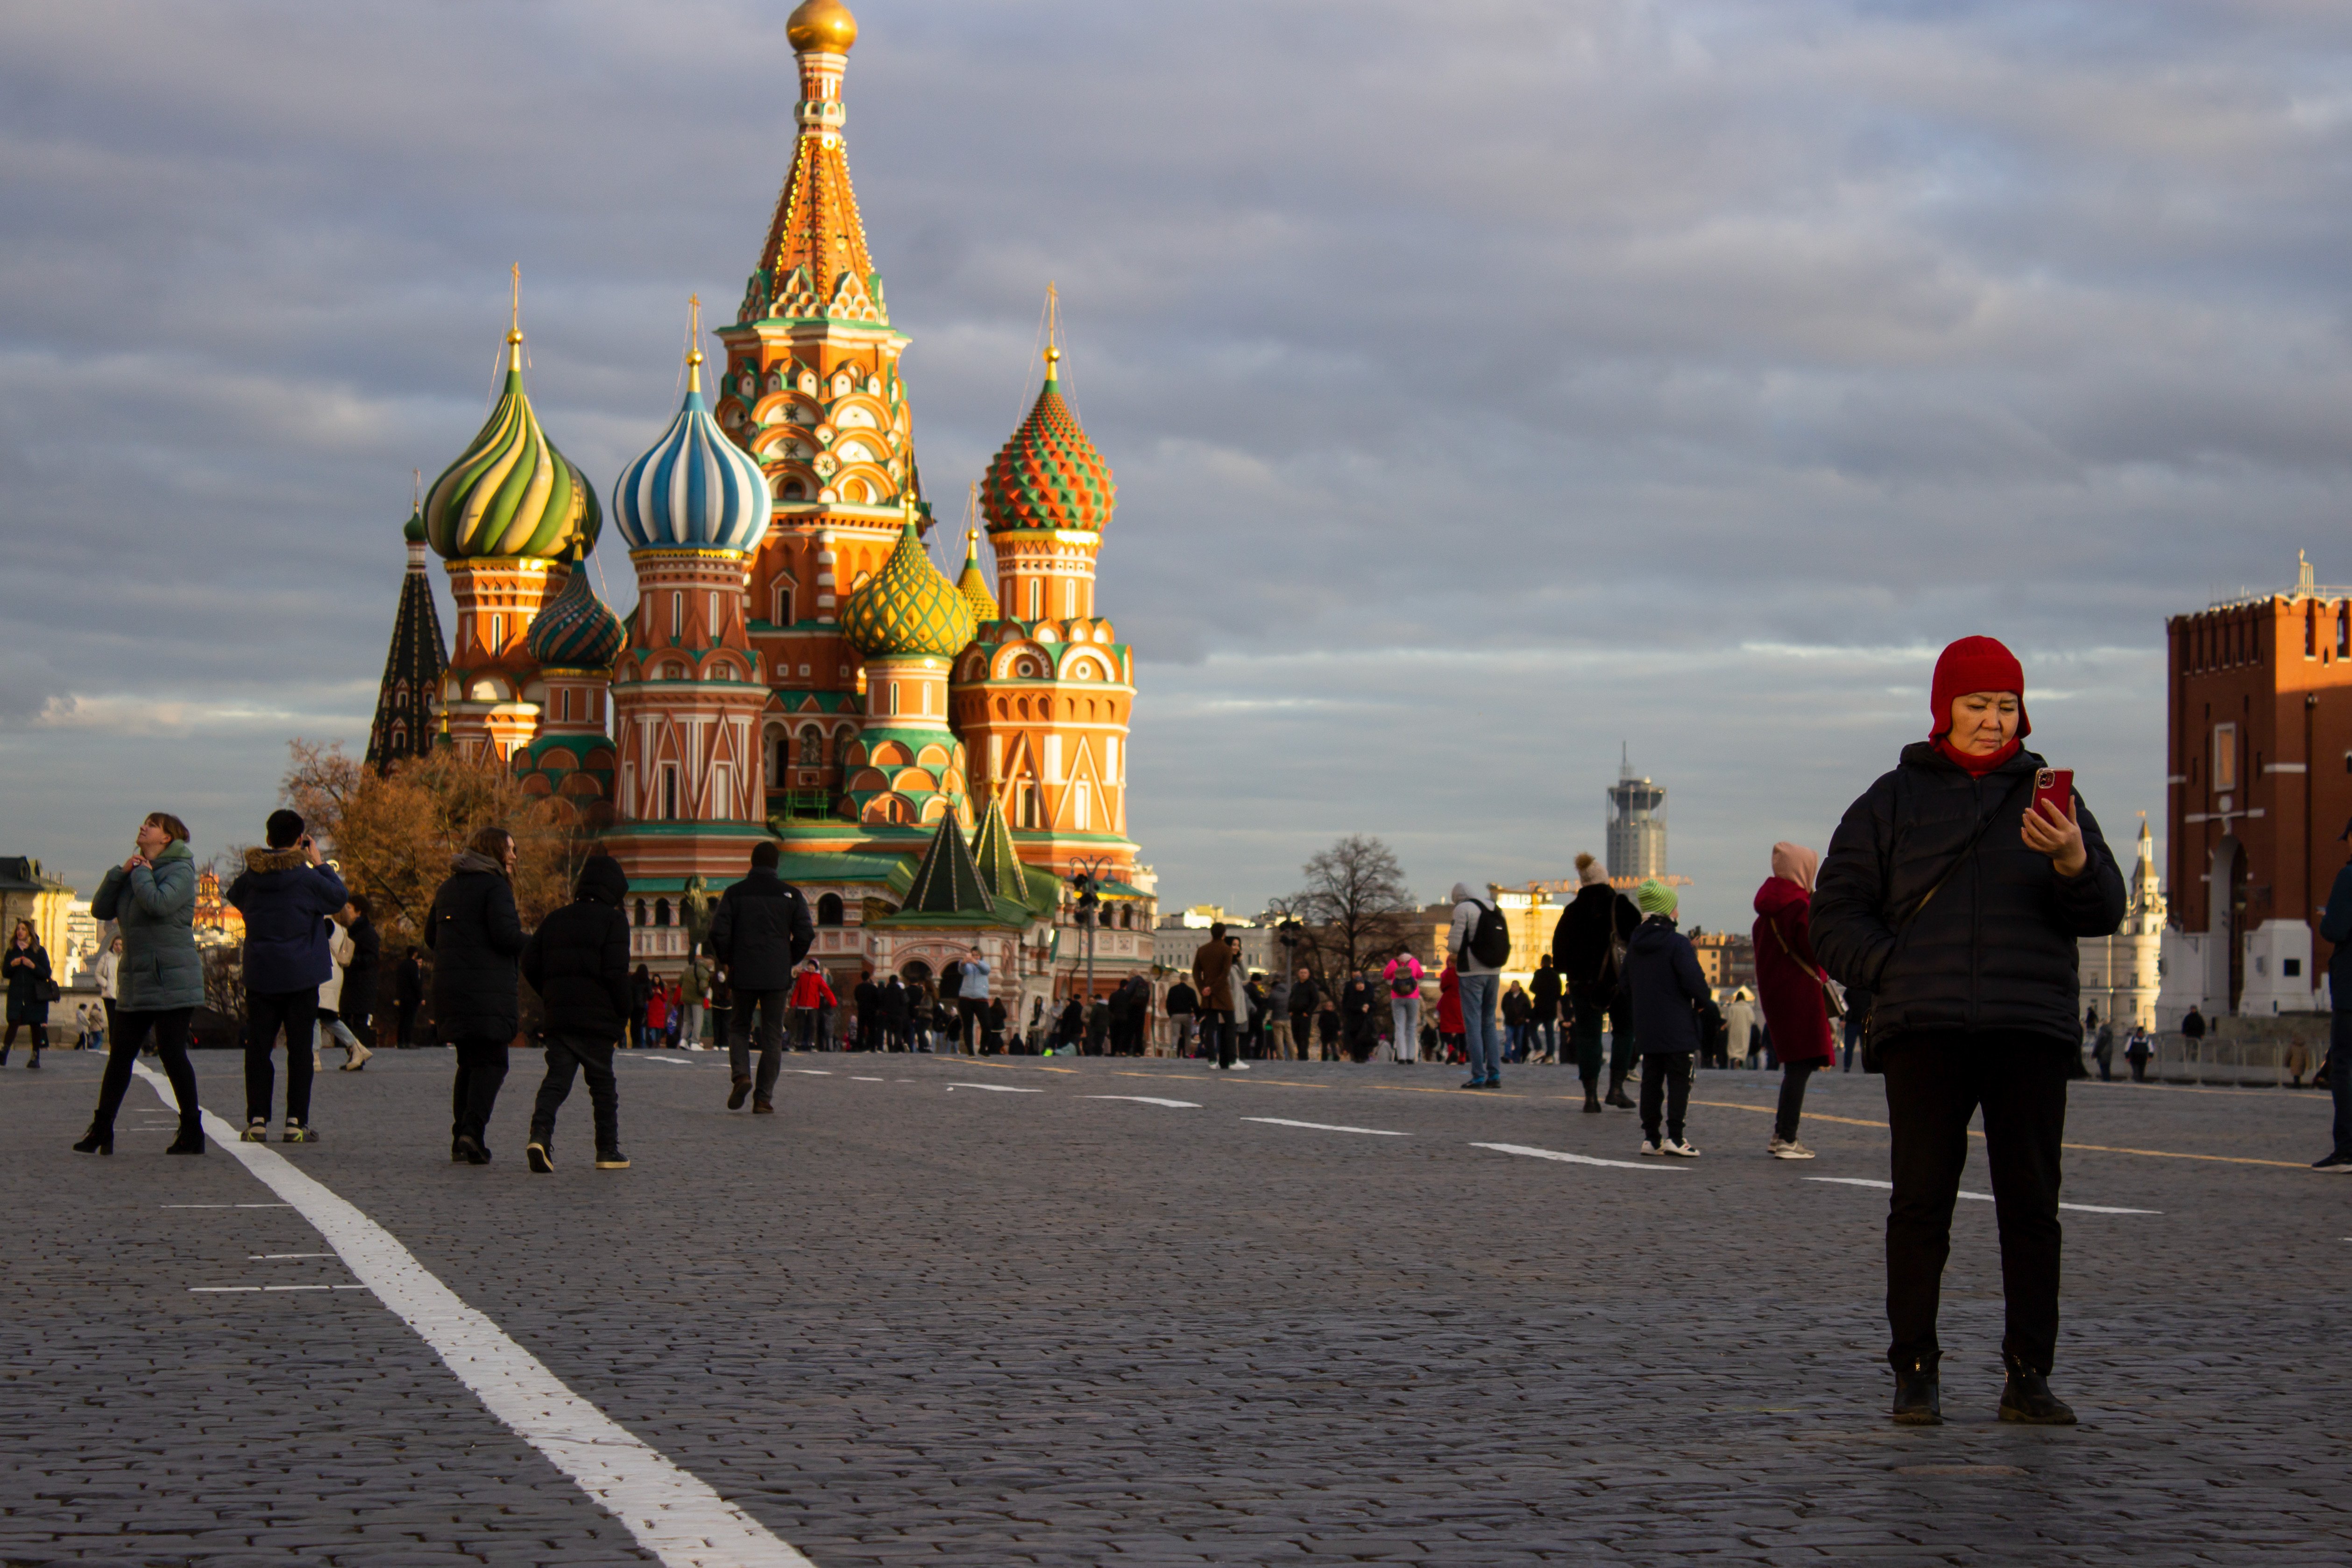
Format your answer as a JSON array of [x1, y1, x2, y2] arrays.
[[1896, 774, 2027, 934]]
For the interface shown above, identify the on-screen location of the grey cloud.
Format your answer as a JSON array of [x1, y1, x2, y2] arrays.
[[1, 0, 2343, 906]]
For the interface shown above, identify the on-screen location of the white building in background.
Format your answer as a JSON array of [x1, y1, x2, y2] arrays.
[[63, 899, 100, 986], [1606, 748, 1667, 882], [2083, 818, 2167, 1030], [1153, 905, 1282, 976]]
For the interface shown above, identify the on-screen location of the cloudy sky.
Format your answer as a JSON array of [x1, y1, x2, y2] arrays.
[[6, 0, 2350, 929]]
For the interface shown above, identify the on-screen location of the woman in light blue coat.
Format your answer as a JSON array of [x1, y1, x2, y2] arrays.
[[79, 812, 207, 1155]]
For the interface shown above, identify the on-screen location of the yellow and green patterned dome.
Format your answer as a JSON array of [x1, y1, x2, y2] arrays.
[[955, 529, 998, 623], [424, 328, 602, 561], [843, 521, 977, 659]]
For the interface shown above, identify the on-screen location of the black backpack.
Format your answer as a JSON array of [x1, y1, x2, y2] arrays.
[[1463, 900, 1513, 969]]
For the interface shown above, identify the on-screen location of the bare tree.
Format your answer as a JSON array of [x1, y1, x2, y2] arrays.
[[1287, 835, 1417, 979]]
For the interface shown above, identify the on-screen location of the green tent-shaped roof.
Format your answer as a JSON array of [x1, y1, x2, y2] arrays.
[[903, 809, 995, 916], [970, 795, 1026, 904]]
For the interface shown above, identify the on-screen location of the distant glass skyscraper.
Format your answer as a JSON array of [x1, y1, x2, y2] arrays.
[[1606, 747, 1667, 881]]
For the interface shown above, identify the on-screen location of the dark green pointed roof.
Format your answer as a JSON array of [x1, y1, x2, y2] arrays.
[[969, 796, 1025, 904], [903, 810, 995, 915]]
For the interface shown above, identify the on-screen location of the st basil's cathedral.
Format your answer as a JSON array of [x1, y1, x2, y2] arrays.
[[363, 0, 1156, 1010]]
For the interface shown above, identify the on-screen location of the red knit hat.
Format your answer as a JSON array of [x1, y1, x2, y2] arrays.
[[1929, 635, 2030, 739]]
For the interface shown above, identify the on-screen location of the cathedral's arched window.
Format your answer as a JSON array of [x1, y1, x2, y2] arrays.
[[654, 898, 671, 928], [800, 726, 822, 766], [817, 894, 844, 927], [634, 899, 648, 927]]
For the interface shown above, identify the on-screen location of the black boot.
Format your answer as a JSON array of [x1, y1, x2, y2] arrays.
[[167, 1126, 206, 1155], [72, 1122, 113, 1155], [1605, 1071, 1634, 1109], [1997, 1356, 2077, 1425], [1891, 1356, 1942, 1426], [1581, 1082, 1603, 1113]]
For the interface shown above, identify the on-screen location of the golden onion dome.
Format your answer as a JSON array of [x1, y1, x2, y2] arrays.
[[786, 0, 857, 53], [955, 529, 999, 624], [842, 520, 977, 660]]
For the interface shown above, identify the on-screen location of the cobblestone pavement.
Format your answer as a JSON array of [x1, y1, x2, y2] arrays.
[[2, 1043, 2346, 1566]]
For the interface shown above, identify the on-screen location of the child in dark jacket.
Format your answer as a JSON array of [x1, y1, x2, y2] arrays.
[[1623, 878, 1707, 1157], [520, 854, 632, 1171]]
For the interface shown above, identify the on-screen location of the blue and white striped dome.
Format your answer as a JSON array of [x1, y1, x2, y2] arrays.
[[613, 350, 771, 553]]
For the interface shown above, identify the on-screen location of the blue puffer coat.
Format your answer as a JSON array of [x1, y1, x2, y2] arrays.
[[226, 846, 350, 995], [92, 840, 203, 1011]]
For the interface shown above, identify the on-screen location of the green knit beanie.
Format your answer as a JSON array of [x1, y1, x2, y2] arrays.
[[1635, 878, 1678, 918]]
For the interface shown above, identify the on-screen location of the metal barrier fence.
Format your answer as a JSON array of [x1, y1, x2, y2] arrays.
[[2119, 1031, 2326, 1089]]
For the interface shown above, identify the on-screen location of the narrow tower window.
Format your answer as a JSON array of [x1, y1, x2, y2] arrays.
[[671, 591, 683, 639], [663, 764, 679, 820]]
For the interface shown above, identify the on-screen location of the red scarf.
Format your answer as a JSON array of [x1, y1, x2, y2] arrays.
[[1934, 736, 2020, 776]]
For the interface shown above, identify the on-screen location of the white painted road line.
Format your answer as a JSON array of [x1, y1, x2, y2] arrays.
[[633, 1057, 693, 1067], [1473, 1142, 1687, 1172], [1086, 1095, 1201, 1109], [850, 1076, 886, 1082], [250, 1253, 334, 1259], [946, 1082, 1044, 1093], [787, 1070, 833, 1076], [1242, 1117, 1407, 1137], [162, 1203, 290, 1209], [135, 1065, 816, 1568], [1806, 1176, 2161, 1215]]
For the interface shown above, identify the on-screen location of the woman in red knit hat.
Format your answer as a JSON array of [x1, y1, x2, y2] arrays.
[[1813, 635, 2127, 1428]]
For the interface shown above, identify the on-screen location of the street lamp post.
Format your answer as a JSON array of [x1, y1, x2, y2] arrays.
[[1069, 854, 1115, 1009]]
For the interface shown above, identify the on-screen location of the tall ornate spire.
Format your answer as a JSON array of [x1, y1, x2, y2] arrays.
[[740, 1, 886, 326], [366, 492, 450, 772]]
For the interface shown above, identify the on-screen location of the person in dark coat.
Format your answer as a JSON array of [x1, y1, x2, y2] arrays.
[[2314, 823, 2352, 1170], [1164, 976, 1199, 1057], [1812, 635, 2125, 1429], [706, 841, 814, 1112], [225, 808, 349, 1142], [1624, 880, 1707, 1157], [337, 894, 382, 1058], [3, 921, 54, 1068], [521, 853, 631, 1171], [426, 825, 526, 1164], [1286, 968, 1322, 1061], [1339, 970, 1379, 1063], [1190, 924, 1239, 1070], [881, 974, 911, 1051], [394, 948, 425, 1046], [1052, 995, 1084, 1053], [1754, 843, 1837, 1158], [853, 972, 882, 1055], [1530, 955, 1563, 1064], [78, 811, 206, 1153], [1553, 852, 1643, 1112]]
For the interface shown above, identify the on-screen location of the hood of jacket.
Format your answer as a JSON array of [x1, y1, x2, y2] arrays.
[[1450, 881, 1478, 905], [1754, 875, 1810, 920], [451, 849, 505, 877], [245, 846, 308, 875], [574, 854, 628, 906]]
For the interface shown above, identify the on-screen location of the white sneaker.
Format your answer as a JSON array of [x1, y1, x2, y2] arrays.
[[1661, 1138, 1702, 1158], [1639, 1139, 1663, 1156], [1771, 1141, 1816, 1160], [1232, 1061, 1250, 1070]]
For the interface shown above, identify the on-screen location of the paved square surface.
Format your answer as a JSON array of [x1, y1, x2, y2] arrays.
[[1, 1045, 2345, 1566]]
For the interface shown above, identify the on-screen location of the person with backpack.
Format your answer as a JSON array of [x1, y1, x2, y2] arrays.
[[1754, 842, 1835, 1159], [1382, 945, 1425, 1064], [1625, 878, 1706, 1157], [1554, 853, 1641, 1113], [520, 854, 632, 1172], [1812, 634, 2125, 1428], [1449, 881, 1512, 1088]]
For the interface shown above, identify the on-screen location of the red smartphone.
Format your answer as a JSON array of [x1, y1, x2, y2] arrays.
[[2032, 767, 2075, 819]]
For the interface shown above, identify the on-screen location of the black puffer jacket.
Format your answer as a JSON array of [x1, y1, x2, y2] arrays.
[[1812, 744, 2126, 1048], [1552, 883, 1639, 1003], [1624, 916, 1708, 1055], [425, 855, 526, 1043], [706, 867, 814, 992], [521, 857, 631, 1039]]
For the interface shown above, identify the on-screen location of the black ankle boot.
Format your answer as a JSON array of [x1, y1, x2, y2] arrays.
[[72, 1123, 113, 1156], [167, 1127, 206, 1155], [1892, 1357, 1943, 1425], [1582, 1083, 1603, 1113], [1998, 1357, 2076, 1425], [1606, 1072, 1634, 1108]]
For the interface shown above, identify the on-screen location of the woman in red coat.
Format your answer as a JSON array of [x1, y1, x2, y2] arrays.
[[1754, 842, 1836, 1158], [1437, 960, 1466, 1064]]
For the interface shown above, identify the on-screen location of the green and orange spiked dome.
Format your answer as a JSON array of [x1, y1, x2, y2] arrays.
[[979, 345, 1114, 535], [424, 325, 601, 561], [842, 520, 978, 660]]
